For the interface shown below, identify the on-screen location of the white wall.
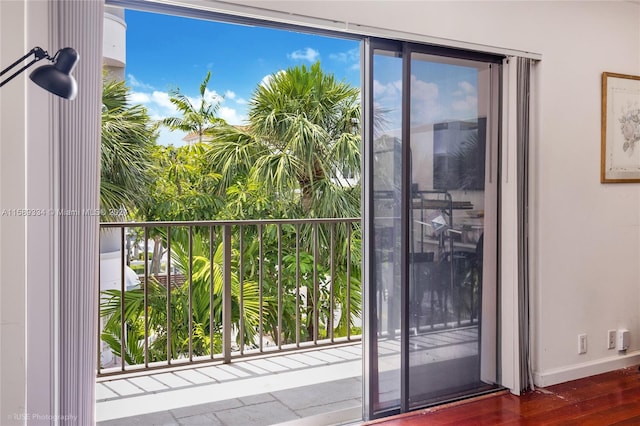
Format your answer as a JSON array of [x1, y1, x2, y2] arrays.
[[216, 0, 640, 385], [1, 1, 102, 424], [2, 1, 639, 420], [1, 1, 58, 423], [0, 0, 27, 422]]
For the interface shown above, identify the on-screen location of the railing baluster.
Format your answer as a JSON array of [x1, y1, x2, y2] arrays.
[[295, 223, 301, 348], [144, 227, 149, 367], [188, 226, 194, 362], [258, 223, 264, 352], [330, 222, 335, 343], [277, 223, 283, 350], [347, 223, 352, 341], [96, 218, 361, 377], [97, 233, 102, 375], [239, 225, 245, 355], [222, 225, 232, 363], [120, 226, 126, 371], [313, 223, 319, 344], [166, 226, 172, 365], [209, 225, 214, 359]]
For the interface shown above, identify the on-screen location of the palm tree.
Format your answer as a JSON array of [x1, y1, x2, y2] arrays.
[[100, 76, 156, 220], [206, 62, 361, 219], [161, 71, 226, 144], [100, 229, 265, 365], [140, 143, 223, 274], [205, 63, 362, 340]]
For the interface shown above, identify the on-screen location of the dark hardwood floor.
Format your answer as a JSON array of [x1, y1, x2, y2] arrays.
[[365, 366, 640, 425]]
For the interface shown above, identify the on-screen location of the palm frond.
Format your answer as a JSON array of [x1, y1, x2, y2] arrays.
[[101, 74, 156, 220]]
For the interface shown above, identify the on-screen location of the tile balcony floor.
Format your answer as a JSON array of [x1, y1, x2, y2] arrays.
[[96, 343, 364, 426], [96, 326, 479, 426]]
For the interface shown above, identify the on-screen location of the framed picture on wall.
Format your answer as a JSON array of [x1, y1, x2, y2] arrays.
[[601, 72, 640, 183]]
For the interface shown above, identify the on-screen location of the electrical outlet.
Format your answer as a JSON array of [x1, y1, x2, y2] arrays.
[[617, 329, 630, 351], [608, 330, 616, 350], [578, 334, 587, 354]]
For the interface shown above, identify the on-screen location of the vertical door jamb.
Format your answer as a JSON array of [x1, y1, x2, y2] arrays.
[[361, 36, 376, 422], [399, 42, 411, 414]]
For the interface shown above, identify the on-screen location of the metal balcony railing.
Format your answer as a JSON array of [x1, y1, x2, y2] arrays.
[[97, 218, 361, 377]]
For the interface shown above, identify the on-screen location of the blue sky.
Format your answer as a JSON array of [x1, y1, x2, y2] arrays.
[[124, 9, 360, 145], [123, 10, 480, 146], [373, 55, 480, 134]]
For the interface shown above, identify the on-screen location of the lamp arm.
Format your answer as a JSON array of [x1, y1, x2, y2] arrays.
[[0, 47, 51, 88]]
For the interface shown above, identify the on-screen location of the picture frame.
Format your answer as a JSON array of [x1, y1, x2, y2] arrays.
[[601, 72, 640, 183]]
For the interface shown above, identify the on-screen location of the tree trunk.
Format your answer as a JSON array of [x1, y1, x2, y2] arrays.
[[299, 161, 325, 214], [151, 235, 163, 275], [301, 183, 313, 214]]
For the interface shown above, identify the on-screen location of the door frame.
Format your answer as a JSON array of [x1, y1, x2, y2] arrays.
[[362, 36, 514, 421]]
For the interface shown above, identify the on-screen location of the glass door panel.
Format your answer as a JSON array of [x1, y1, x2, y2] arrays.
[[370, 47, 403, 415], [407, 52, 498, 407], [365, 38, 501, 420]]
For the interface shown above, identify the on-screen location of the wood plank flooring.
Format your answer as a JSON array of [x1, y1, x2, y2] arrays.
[[365, 366, 640, 425]]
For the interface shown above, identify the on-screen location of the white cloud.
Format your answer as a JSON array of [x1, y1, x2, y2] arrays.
[[156, 127, 188, 147], [375, 78, 457, 132], [260, 70, 284, 88], [218, 106, 247, 125], [199, 88, 224, 106], [458, 81, 476, 94], [453, 81, 476, 97], [372, 79, 404, 132], [452, 96, 478, 112], [329, 47, 359, 63], [451, 81, 477, 114], [411, 75, 439, 101], [128, 91, 150, 104], [261, 74, 273, 87], [373, 80, 385, 96], [123, 90, 179, 124], [329, 47, 360, 74], [122, 83, 249, 144], [288, 47, 320, 62], [373, 79, 402, 98], [127, 74, 154, 90], [409, 75, 443, 123], [127, 90, 173, 122], [373, 75, 480, 128], [151, 91, 178, 114]]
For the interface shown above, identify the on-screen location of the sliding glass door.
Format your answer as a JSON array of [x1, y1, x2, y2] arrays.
[[364, 39, 502, 418]]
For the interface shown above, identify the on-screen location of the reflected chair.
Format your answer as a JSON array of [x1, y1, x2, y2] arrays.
[[410, 251, 434, 330]]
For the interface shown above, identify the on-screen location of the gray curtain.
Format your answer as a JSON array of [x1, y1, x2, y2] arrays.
[[516, 56, 533, 392], [52, 0, 104, 424]]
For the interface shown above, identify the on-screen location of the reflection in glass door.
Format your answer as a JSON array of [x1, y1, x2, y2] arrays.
[[407, 51, 500, 408], [367, 44, 404, 416], [365, 39, 502, 419]]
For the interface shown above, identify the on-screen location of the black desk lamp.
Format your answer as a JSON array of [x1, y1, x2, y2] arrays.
[[0, 46, 79, 100]]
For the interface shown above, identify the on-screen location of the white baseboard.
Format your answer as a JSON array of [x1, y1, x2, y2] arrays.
[[533, 350, 640, 387]]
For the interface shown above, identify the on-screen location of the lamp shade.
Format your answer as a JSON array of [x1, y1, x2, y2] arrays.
[[29, 47, 79, 100]]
